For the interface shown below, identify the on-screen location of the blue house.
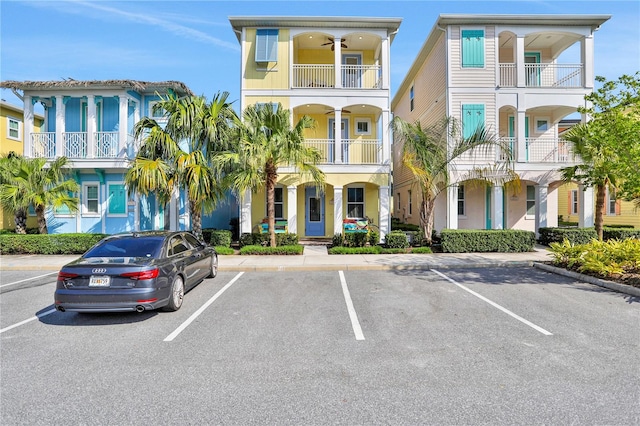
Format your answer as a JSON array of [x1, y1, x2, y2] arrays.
[[0, 79, 238, 235]]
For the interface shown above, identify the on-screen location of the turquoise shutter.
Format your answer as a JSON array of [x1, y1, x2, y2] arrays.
[[108, 184, 126, 214], [462, 30, 484, 68], [255, 29, 278, 62], [462, 104, 485, 139]]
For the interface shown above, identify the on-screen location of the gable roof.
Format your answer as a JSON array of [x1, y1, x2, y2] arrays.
[[0, 79, 194, 96]]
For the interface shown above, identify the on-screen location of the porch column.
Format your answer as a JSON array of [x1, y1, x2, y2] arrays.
[[134, 194, 140, 232], [446, 184, 459, 229], [118, 95, 128, 157], [287, 185, 297, 234], [516, 35, 526, 88], [57, 96, 66, 158], [578, 185, 595, 227], [535, 184, 549, 238], [169, 187, 179, 231], [239, 189, 253, 234], [334, 109, 342, 164], [23, 96, 33, 157], [516, 109, 527, 163], [582, 34, 595, 89], [381, 110, 390, 164], [87, 95, 96, 158], [133, 100, 141, 152], [333, 187, 343, 235], [379, 185, 390, 240], [334, 37, 342, 88], [381, 36, 390, 89], [491, 185, 504, 230]]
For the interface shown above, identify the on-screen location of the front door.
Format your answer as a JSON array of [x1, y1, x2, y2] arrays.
[[342, 54, 362, 88], [305, 187, 324, 236], [525, 52, 541, 86]]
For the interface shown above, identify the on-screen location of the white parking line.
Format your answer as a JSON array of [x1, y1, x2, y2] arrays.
[[0, 309, 57, 334], [339, 271, 365, 341], [0, 272, 58, 288], [164, 272, 244, 342], [431, 269, 553, 336]]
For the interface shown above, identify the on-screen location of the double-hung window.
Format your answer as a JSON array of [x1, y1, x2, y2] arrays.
[[7, 117, 20, 140], [347, 187, 364, 218], [458, 185, 466, 216], [409, 86, 414, 111], [83, 183, 100, 215], [570, 190, 579, 215], [267, 187, 284, 219], [461, 29, 485, 68], [255, 29, 278, 62], [607, 188, 618, 215], [526, 185, 535, 219]]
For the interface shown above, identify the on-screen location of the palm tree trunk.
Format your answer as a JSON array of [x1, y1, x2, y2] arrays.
[[266, 163, 278, 248], [190, 200, 203, 242], [14, 208, 27, 234], [420, 193, 435, 245], [35, 204, 48, 234], [595, 183, 606, 240]]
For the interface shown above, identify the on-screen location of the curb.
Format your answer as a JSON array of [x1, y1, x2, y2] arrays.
[[534, 263, 640, 298]]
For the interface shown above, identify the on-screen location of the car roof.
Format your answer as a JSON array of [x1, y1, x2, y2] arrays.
[[102, 231, 189, 241]]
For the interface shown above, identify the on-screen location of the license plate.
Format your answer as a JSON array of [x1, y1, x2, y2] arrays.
[[89, 276, 110, 287]]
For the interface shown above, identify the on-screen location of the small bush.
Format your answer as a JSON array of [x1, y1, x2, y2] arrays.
[[239, 232, 299, 247], [202, 229, 232, 247], [368, 230, 380, 246], [385, 230, 410, 249], [332, 233, 343, 247], [343, 232, 368, 247], [440, 229, 536, 253], [603, 227, 640, 241], [538, 227, 597, 246], [328, 246, 383, 254], [239, 245, 303, 255], [0, 233, 108, 255]]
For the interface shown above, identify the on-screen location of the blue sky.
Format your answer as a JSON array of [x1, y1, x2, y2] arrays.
[[1, 0, 639, 113]]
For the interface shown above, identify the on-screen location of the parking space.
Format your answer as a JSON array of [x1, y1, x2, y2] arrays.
[[1, 267, 639, 425]]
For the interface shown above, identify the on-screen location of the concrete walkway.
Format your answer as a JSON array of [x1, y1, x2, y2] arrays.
[[0, 245, 552, 272]]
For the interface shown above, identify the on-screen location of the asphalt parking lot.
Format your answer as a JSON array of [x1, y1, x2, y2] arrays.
[[1, 267, 639, 425]]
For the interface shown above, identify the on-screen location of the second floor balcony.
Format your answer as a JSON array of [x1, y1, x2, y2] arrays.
[[499, 63, 584, 88], [292, 64, 382, 89], [30, 132, 135, 160], [455, 137, 577, 165], [303, 139, 382, 164]]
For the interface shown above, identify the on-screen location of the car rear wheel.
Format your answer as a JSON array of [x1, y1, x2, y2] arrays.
[[207, 254, 218, 278], [163, 276, 184, 311]]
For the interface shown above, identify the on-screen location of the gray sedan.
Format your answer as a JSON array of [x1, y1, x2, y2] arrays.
[[54, 231, 218, 313]]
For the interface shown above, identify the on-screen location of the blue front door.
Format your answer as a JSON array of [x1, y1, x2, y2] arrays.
[[305, 187, 324, 236]]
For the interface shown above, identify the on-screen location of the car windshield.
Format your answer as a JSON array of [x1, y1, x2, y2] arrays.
[[84, 237, 165, 258]]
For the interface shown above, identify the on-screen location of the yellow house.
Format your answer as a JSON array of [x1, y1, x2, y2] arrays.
[[0, 100, 44, 230], [229, 16, 402, 239]]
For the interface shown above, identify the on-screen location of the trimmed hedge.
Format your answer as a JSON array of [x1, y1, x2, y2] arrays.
[[202, 229, 232, 247], [329, 246, 382, 254], [538, 227, 598, 246], [440, 229, 536, 253], [0, 233, 108, 255], [385, 230, 410, 249], [603, 226, 640, 241], [239, 245, 303, 255], [239, 232, 299, 247]]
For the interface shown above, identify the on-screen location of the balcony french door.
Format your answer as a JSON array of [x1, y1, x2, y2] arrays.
[[342, 54, 362, 88]]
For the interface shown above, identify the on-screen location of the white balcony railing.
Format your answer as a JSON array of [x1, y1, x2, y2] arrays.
[[292, 64, 381, 89], [31, 132, 56, 158], [499, 63, 584, 88], [526, 138, 577, 163], [95, 132, 119, 158], [64, 132, 88, 158], [304, 139, 382, 164]]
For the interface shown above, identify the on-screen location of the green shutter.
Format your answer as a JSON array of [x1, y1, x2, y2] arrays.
[[462, 104, 485, 139], [255, 29, 278, 62], [462, 30, 484, 68], [108, 184, 126, 214]]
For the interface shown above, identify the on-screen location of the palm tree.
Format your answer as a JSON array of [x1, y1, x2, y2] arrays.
[[0, 154, 79, 234], [391, 116, 517, 245], [125, 91, 235, 241], [213, 103, 325, 247]]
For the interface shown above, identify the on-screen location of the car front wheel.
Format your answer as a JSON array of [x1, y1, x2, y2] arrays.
[[163, 275, 184, 311], [207, 254, 218, 278]]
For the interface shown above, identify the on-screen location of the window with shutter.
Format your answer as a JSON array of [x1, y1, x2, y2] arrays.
[[108, 183, 127, 215], [462, 104, 485, 139], [255, 29, 278, 62], [462, 29, 484, 68]]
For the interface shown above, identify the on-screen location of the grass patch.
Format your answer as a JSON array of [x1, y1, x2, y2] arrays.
[[214, 246, 235, 255], [239, 245, 304, 255]]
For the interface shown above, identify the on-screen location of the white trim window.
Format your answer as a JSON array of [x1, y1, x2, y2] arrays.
[[7, 116, 21, 140], [355, 118, 371, 135], [347, 187, 365, 218], [526, 185, 535, 219], [408, 189, 412, 216], [266, 186, 284, 219], [409, 85, 414, 111], [82, 183, 100, 216], [457, 185, 465, 216], [149, 101, 167, 119], [535, 117, 550, 133], [570, 190, 579, 215], [607, 187, 617, 216]]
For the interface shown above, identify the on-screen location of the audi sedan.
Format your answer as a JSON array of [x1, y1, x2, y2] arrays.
[[54, 231, 218, 313]]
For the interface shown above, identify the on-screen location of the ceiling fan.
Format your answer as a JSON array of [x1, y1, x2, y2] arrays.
[[321, 37, 347, 51]]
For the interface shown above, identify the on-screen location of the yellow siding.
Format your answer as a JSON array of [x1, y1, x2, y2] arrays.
[[297, 49, 334, 65], [450, 25, 496, 87], [557, 183, 640, 228], [243, 96, 290, 110], [243, 28, 290, 90]]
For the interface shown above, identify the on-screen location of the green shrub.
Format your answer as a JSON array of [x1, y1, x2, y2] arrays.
[[440, 229, 536, 253], [343, 232, 368, 247], [0, 233, 108, 255], [332, 233, 343, 247], [239, 232, 298, 247], [379, 247, 407, 254], [549, 238, 640, 279], [385, 230, 410, 249], [391, 221, 420, 232], [328, 246, 383, 254], [603, 227, 640, 241], [368, 230, 380, 246], [201, 229, 232, 247], [239, 245, 303, 255], [538, 227, 598, 246], [214, 246, 235, 255]]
